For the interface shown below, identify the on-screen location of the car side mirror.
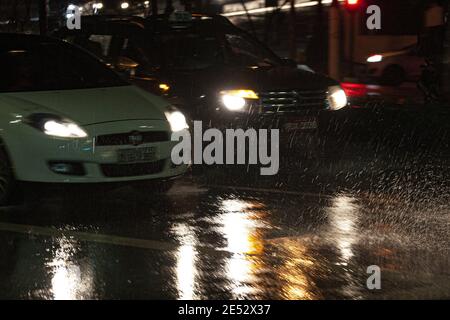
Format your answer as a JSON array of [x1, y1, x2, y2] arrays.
[[115, 56, 139, 76]]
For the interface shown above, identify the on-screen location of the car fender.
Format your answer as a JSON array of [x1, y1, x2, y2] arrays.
[[0, 95, 50, 174]]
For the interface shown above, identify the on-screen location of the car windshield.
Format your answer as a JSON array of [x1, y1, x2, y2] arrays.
[[137, 27, 282, 70], [0, 42, 127, 93], [223, 31, 282, 67], [149, 30, 222, 70]]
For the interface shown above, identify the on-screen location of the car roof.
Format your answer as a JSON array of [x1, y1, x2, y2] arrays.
[[77, 13, 226, 23], [77, 15, 147, 28], [56, 13, 234, 34], [145, 13, 234, 31]]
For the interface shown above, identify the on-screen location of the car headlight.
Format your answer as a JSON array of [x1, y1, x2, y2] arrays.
[[367, 54, 383, 63], [159, 83, 170, 92], [220, 89, 259, 111], [26, 113, 88, 138], [164, 107, 189, 132], [327, 86, 348, 110]]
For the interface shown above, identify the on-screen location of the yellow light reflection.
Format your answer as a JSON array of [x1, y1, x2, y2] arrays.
[[220, 198, 268, 298], [273, 238, 319, 300], [47, 237, 93, 300]]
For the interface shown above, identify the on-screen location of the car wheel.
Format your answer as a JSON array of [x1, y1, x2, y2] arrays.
[[0, 149, 16, 206], [381, 65, 406, 86]]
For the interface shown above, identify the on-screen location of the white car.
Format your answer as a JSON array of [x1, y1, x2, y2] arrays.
[[366, 44, 425, 86], [0, 34, 189, 204]]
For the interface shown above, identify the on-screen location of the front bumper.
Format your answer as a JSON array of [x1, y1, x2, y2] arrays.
[[6, 119, 188, 183]]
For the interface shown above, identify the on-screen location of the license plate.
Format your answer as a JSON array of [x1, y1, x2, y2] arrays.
[[117, 147, 157, 164], [284, 117, 318, 131]]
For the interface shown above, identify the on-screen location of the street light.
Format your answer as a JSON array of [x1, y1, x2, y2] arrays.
[[93, 3, 103, 10], [345, 0, 361, 11], [93, 2, 103, 14], [121, 2, 130, 9]]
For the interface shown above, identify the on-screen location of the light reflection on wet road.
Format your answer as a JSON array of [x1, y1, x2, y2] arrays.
[[0, 180, 449, 300]]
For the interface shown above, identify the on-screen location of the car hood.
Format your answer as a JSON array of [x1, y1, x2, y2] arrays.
[[0, 85, 168, 125], [166, 65, 338, 97]]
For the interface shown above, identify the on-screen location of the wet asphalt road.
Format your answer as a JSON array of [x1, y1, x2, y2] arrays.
[[0, 172, 449, 300], [0, 107, 449, 300]]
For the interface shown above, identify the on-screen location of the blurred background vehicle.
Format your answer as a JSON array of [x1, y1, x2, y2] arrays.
[[365, 44, 425, 86], [1, 1, 447, 106], [55, 13, 347, 135]]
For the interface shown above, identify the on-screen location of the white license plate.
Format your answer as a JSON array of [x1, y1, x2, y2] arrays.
[[285, 117, 318, 131], [117, 147, 157, 164]]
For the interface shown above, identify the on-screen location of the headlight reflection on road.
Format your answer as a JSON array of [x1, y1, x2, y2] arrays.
[[221, 200, 265, 255], [47, 236, 93, 300], [221, 200, 320, 300], [327, 195, 360, 264], [326, 195, 362, 298], [219, 198, 268, 298], [172, 223, 199, 300]]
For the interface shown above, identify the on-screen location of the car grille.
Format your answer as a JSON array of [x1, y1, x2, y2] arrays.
[[96, 131, 169, 146], [100, 160, 166, 178], [259, 89, 328, 113]]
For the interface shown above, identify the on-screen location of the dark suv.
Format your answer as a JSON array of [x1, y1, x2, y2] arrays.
[[55, 13, 347, 132]]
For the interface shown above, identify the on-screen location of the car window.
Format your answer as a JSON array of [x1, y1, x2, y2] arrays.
[[66, 34, 113, 59], [88, 34, 113, 57], [0, 42, 128, 92], [116, 36, 156, 69]]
